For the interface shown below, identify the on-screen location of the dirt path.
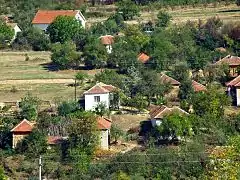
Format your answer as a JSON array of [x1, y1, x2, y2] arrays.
[[0, 79, 75, 85]]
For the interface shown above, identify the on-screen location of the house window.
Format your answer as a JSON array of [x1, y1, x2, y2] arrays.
[[94, 96, 100, 102]]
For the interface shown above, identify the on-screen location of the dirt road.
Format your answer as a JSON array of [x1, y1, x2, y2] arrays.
[[0, 79, 75, 85]]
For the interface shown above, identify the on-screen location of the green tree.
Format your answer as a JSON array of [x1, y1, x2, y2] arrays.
[[75, 72, 88, 86], [67, 111, 99, 154], [51, 41, 80, 69], [94, 102, 109, 117], [83, 37, 108, 69], [58, 101, 78, 117], [19, 93, 40, 120], [16, 128, 48, 157], [0, 19, 14, 47], [146, 30, 175, 71], [156, 11, 172, 28], [191, 85, 230, 119], [47, 16, 83, 43], [12, 27, 50, 51], [158, 113, 192, 140], [117, 0, 140, 20], [111, 124, 124, 143], [178, 79, 194, 100]]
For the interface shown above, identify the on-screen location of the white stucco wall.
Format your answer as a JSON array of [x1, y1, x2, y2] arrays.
[[13, 25, 21, 40], [106, 45, 112, 54], [33, 24, 49, 31], [151, 119, 162, 127], [85, 93, 110, 111], [236, 88, 240, 106], [100, 130, 109, 149], [75, 13, 86, 29]]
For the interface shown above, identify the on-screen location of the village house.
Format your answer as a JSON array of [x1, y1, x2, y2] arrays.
[[11, 117, 112, 149], [138, 53, 150, 64], [149, 105, 189, 127], [226, 75, 240, 106], [159, 74, 180, 87], [215, 55, 240, 77], [83, 82, 117, 111], [100, 35, 114, 54], [11, 119, 35, 148], [97, 116, 112, 149], [32, 10, 86, 31]]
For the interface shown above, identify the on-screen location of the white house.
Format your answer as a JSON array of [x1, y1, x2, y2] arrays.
[[149, 105, 189, 127], [7, 23, 21, 41], [100, 35, 114, 54], [32, 10, 86, 31], [84, 82, 117, 111], [226, 75, 240, 106]]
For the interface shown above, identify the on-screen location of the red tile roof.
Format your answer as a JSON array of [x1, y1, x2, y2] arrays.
[[150, 105, 188, 119], [159, 74, 180, 86], [84, 82, 116, 95], [11, 119, 35, 132], [32, 10, 79, 24], [100, 35, 114, 45], [97, 116, 112, 129], [215, 55, 240, 66], [47, 136, 63, 145], [192, 80, 207, 92], [226, 75, 240, 87], [138, 53, 150, 63]]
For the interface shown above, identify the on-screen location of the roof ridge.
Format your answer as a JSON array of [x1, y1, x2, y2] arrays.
[[11, 119, 33, 132]]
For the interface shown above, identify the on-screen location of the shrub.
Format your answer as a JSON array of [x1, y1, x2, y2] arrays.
[[10, 86, 18, 93]]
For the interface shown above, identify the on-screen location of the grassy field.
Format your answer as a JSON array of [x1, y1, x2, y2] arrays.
[[0, 51, 102, 102], [88, 4, 240, 25]]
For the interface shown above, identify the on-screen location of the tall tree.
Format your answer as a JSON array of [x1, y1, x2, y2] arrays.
[[156, 11, 172, 28], [67, 111, 99, 154], [19, 93, 40, 120], [51, 41, 80, 69], [83, 37, 108, 69], [117, 0, 140, 20], [47, 16, 83, 43]]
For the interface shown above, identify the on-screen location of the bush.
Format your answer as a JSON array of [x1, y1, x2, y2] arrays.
[[10, 86, 18, 93], [12, 27, 50, 51]]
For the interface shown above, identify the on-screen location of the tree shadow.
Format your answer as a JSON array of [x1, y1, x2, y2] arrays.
[[218, 9, 240, 13], [40, 63, 92, 72], [41, 62, 59, 72]]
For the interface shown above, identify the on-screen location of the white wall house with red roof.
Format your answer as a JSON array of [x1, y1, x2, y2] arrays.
[[32, 10, 86, 31], [83, 82, 117, 111]]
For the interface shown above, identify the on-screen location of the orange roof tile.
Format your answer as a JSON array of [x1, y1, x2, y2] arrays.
[[84, 82, 116, 95], [97, 117, 112, 129], [100, 35, 114, 45], [192, 80, 207, 92], [32, 10, 79, 24], [226, 75, 240, 87], [159, 74, 180, 86], [215, 55, 240, 66], [11, 119, 34, 132], [47, 136, 63, 145], [138, 53, 150, 63], [150, 105, 188, 119]]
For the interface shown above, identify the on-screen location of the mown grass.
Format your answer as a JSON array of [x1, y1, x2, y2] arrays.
[[0, 83, 87, 102], [0, 51, 76, 80]]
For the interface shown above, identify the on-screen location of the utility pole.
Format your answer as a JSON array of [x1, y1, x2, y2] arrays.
[[39, 156, 42, 180], [75, 78, 77, 102]]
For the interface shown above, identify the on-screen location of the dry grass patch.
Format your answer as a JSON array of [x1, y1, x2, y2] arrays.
[[110, 114, 149, 131]]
